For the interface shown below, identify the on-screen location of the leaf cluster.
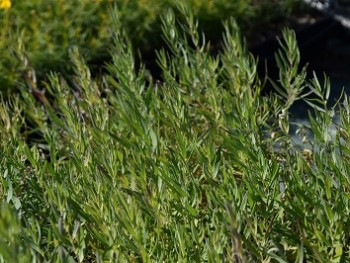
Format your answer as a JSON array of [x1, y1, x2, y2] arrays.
[[0, 2, 349, 263]]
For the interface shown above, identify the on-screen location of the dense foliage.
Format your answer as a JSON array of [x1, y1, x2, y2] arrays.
[[0, 0, 307, 95], [1, 1, 349, 262]]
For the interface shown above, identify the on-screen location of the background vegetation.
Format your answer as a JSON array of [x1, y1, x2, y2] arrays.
[[1, 0, 349, 262], [0, 0, 307, 95]]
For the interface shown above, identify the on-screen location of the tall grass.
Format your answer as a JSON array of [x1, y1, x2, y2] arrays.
[[0, 2, 349, 263]]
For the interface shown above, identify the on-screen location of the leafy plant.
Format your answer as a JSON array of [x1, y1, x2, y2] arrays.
[[0, 1, 349, 262]]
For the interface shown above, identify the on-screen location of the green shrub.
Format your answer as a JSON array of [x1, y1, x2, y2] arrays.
[[1, 2, 348, 262]]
